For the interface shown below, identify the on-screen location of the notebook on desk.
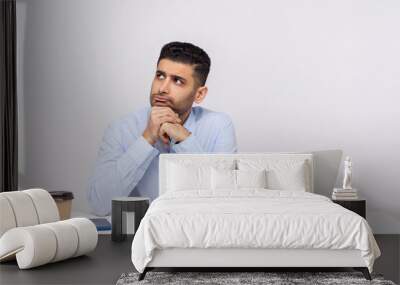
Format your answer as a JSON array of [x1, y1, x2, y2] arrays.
[[90, 218, 112, 231]]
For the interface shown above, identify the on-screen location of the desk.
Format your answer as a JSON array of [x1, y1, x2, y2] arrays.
[[0, 236, 133, 285]]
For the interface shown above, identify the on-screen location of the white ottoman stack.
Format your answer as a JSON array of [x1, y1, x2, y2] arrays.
[[0, 189, 98, 269]]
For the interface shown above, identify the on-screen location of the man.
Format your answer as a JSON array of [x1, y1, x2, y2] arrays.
[[88, 42, 237, 216]]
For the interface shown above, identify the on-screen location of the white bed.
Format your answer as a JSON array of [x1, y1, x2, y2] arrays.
[[131, 153, 381, 280]]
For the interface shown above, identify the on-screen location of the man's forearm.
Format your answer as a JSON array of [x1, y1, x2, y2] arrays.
[[171, 133, 205, 153], [171, 119, 237, 154], [88, 136, 159, 215]]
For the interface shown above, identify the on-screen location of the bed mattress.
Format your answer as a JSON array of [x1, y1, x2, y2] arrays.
[[131, 189, 380, 273]]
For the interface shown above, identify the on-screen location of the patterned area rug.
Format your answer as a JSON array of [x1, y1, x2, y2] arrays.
[[116, 271, 396, 285]]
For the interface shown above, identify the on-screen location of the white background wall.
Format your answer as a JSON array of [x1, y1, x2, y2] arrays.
[[16, 0, 400, 233]]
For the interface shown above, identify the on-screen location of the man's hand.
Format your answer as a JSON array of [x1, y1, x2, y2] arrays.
[[159, 122, 191, 145], [142, 107, 181, 145]]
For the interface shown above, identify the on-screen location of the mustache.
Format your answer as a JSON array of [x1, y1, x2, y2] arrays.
[[152, 93, 172, 102]]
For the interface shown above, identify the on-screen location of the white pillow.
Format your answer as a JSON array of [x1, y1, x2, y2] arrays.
[[166, 162, 210, 191], [211, 168, 268, 190], [211, 168, 236, 190], [238, 159, 310, 191], [166, 160, 235, 192], [237, 169, 267, 189]]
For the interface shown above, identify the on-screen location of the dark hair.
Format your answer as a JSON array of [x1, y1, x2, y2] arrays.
[[157, 42, 211, 87]]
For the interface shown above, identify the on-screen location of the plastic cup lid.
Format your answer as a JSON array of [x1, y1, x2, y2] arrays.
[[49, 191, 74, 200]]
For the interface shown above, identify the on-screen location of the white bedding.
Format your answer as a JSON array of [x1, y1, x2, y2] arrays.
[[131, 190, 380, 273]]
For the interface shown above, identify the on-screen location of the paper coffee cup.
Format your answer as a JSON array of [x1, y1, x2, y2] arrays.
[[49, 191, 74, 220]]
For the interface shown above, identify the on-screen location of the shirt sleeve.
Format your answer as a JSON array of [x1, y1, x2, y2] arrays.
[[211, 117, 238, 153], [87, 123, 159, 216], [171, 114, 238, 154], [170, 133, 204, 153]]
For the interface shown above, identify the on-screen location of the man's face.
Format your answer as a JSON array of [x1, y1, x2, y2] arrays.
[[150, 59, 199, 115]]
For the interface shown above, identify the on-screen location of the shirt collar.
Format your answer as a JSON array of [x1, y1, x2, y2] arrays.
[[182, 107, 195, 132]]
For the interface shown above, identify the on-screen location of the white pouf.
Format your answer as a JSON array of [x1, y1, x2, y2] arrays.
[[0, 189, 98, 269], [0, 218, 98, 269], [0, 196, 17, 237]]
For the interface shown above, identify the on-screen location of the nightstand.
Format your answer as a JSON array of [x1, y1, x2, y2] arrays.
[[332, 199, 366, 219], [111, 197, 150, 242]]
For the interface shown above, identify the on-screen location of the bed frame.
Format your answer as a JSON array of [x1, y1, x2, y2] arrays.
[[138, 153, 372, 281], [140, 248, 370, 280]]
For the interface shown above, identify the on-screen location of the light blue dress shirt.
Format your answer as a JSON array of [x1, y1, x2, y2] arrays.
[[88, 106, 237, 216]]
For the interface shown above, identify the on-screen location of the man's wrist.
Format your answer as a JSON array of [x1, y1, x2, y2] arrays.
[[142, 130, 156, 145], [175, 131, 191, 144]]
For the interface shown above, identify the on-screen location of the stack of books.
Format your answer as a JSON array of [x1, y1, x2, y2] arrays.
[[332, 188, 358, 200], [90, 218, 112, 234]]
